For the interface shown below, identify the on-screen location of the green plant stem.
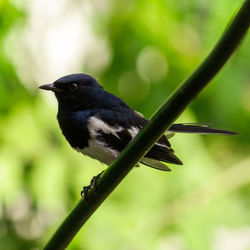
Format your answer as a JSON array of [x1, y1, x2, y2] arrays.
[[43, 1, 250, 249]]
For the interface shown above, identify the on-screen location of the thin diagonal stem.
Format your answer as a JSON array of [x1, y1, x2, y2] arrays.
[[43, 1, 250, 249]]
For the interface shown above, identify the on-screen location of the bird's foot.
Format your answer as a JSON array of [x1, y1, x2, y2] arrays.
[[81, 171, 104, 200]]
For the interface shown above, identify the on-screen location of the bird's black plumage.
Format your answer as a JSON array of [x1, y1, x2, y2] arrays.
[[39, 73, 237, 171]]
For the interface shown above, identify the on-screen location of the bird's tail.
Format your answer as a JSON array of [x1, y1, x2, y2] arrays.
[[168, 123, 238, 135], [140, 123, 238, 172]]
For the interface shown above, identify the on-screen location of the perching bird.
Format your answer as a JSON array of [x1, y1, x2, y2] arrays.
[[39, 73, 237, 172]]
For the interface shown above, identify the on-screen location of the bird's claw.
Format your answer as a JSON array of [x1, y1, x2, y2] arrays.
[[81, 171, 104, 200]]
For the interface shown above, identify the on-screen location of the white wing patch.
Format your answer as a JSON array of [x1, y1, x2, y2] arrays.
[[88, 116, 123, 138], [127, 126, 140, 137], [76, 116, 139, 165]]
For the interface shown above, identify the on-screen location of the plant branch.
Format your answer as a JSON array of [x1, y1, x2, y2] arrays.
[[43, 1, 250, 249]]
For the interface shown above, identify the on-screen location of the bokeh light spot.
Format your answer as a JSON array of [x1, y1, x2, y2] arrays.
[[136, 46, 168, 84], [118, 71, 149, 104]]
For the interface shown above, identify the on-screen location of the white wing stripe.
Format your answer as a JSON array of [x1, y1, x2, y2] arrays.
[[127, 126, 139, 138], [88, 116, 123, 138], [155, 142, 171, 149]]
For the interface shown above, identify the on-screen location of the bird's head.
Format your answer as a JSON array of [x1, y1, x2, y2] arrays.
[[39, 73, 104, 110]]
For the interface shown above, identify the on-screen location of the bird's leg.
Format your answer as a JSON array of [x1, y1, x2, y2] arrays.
[[81, 185, 91, 200], [81, 171, 104, 200], [90, 170, 104, 191]]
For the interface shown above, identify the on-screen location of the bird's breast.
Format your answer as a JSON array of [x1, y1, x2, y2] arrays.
[[57, 110, 90, 149]]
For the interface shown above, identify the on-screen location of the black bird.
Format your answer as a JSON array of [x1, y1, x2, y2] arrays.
[[39, 73, 237, 172]]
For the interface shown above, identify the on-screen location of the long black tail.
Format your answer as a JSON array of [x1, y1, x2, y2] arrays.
[[168, 123, 238, 135]]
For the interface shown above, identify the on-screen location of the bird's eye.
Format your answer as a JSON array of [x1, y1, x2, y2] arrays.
[[69, 83, 78, 92]]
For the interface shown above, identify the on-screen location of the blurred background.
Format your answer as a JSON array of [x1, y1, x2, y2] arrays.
[[0, 0, 249, 249]]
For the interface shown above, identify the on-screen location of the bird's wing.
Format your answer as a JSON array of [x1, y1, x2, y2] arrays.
[[88, 110, 182, 171], [87, 114, 136, 152], [144, 141, 183, 166], [140, 158, 171, 171]]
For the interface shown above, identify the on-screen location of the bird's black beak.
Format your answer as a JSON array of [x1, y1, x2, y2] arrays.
[[39, 83, 61, 92]]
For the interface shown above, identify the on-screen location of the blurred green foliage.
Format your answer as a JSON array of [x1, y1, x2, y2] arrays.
[[0, 0, 249, 249]]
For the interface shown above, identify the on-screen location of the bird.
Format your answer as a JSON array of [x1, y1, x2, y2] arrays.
[[39, 73, 237, 172]]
